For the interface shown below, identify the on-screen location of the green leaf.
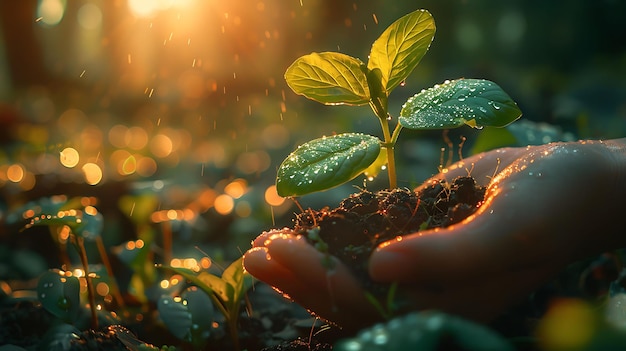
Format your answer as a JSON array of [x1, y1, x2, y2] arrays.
[[362, 148, 388, 179], [276, 133, 381, 197], [399, 79, 522, 130], [368, 9, 436, 94], [157, 287, 214, 343], [37, 269, 81, 323], [366, 68, 388, 119], [222, 257, 254, 303], [197, 271, 232, 303], [284, 52, 370, 105], [157, 295, 193, 340], [183, 287, 215, 332]]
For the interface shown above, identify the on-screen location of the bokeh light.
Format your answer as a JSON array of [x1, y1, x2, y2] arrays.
[[150, 134, 174, 158], [36, 0, 66, 26], [264, 185, 284, 206], [6, 164, 25, 183], [77, 3, 102, 31], [60, 148, 80, 168], [214, 194, 234, 215], [82, 163, 103, 185], [224, 178, 247, 199]]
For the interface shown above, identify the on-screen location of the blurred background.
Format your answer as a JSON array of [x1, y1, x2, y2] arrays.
[[0, 0, 625, 276]]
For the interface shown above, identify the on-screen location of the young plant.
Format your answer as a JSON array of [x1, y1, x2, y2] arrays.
[[15, 196, 108, 330], [277, 9, 522, 197], [159, 257, 254, 351]]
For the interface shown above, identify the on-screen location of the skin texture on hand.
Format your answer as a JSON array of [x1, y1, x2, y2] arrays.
[[244, 138, 626, 331]]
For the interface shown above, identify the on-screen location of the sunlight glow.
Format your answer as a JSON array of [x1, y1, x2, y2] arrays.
[[224, 179, 247, 199], [6, 164, 25, 183], [77, 3, 102, 30], [150, 134, 174, 158], [214, 194, 234, 215], [37, 0, 66, 26], [96, 282, 110, 296], [264, 185, 284, 206], [128, 0, 195, 18], [82, 163, 103, 185], [60, 148, 80, 168]]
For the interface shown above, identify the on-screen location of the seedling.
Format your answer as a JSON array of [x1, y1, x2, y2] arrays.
[[15, 196, 108, 330], [277, 9, 522, 197], [159, 257, 254, 351], [157, 286, 215, 350]]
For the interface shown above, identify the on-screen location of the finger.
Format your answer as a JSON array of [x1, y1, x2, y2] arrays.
[[370, 181, 528, 285], [393, 259, 561, 323], [417, 146, 530, 190], [244, 234, 380, 330], [250, 228, 291, 247]]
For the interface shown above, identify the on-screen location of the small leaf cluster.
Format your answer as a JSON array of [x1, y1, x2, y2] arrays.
[[278, 9, 522, 197], [159, 257, 254, 350]]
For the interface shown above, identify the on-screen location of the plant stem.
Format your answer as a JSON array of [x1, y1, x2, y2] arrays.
[[74, 236, 99, 330], [95, 236, 125, 309], [378, 117, 398, 189]]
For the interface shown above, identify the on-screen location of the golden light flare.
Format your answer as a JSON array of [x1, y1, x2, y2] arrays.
[[127, 0, 195, 18], [136, 156, 158, 177], [151, 209, 196, 223], [125, 239, 145, 250], [264, 185, 284, 206], [6, 164, 25, 183], [36, 0, 66, 26], [82, 163, 103, 185], [224, 178, 247, 199], [84, 205, 98, 216], [214, 194, 234, 215], [169, 258, 200, 272], [200, 257, 211, 269], [121, 155, 137, 175], [96, 282, 110, 297], [150, 134, 174, 158], [77, 3, 103, 30], [60, 148, 80, 168]]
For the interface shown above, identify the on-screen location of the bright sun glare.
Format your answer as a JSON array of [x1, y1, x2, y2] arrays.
[[127, 0, 196, 18]]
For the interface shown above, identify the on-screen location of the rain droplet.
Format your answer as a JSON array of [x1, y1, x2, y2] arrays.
[[57, 297, 70, 310]]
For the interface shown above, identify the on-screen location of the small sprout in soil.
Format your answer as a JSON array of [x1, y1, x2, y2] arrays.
[[158, 256, 254, 351], [277, 9, 522, 197]]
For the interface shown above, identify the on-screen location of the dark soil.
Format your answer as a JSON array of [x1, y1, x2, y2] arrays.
[[292, 176, 486, 298]]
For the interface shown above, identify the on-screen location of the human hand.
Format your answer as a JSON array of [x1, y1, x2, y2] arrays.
[[243, 138, 626, 331]]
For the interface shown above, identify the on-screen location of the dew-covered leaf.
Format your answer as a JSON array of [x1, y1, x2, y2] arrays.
[[183, 287, 215, 332], [276, 133, 381, 197], [73, 211, 103, 240], [6, 195, 68, 225], [196, 271, 232, 303], [362, 148, 388, 179], [334, 311, 515, 351], [37, 269, 81, 323], [222, 257, 254, 305], [368, 9, 436, 94], [157, 295, 193, 341], [285, 52, 370, 105], [399, 79, 522, 130]]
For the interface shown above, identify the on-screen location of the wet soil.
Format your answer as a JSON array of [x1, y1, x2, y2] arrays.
[[292, 176, 486, 298]]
